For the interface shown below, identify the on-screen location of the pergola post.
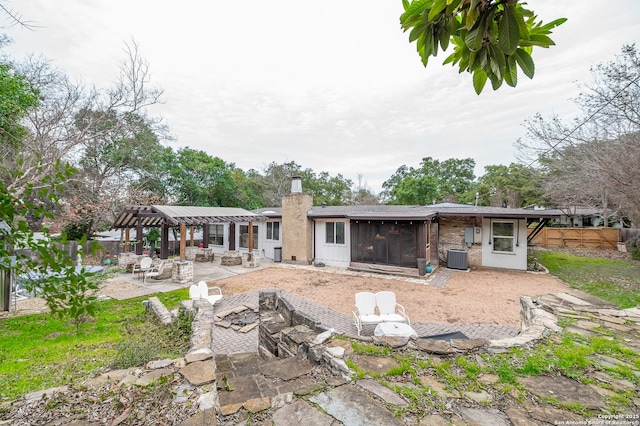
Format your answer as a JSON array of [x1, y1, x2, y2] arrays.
[[203, 224, 209, 248], [124, 228, 130, 252], [190, 226, 194, 246], [161, 225, 169, 259], [135, 216, 143, 255], [180, 223, 187, 261], [248, 221, 253, 252]]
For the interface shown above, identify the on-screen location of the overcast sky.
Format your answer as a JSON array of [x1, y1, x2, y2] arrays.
[[3, 1, 639, 192]]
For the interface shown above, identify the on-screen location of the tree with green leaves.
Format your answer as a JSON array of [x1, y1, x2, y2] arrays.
[[476, 163, 542, 207], [1, 178, 102, 330], [164, 148, 261, 209], [382, 157, 475, 205], [257, 161, 354, 207], [400, 0, 566, 94]]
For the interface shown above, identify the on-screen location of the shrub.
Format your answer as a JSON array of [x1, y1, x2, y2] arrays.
[[628, 237, 640, 260], [112, 336, 160, 369]]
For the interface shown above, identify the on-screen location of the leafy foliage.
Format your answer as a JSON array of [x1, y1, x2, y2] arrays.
[[382, 157, 475, 204], [255, 161, 355, 207], [0, 175, 103, 330], [400, 0, 566, 94], [476, 163, 542, 207], [0, 62, 39, 146], [162, 148, 262, 209]]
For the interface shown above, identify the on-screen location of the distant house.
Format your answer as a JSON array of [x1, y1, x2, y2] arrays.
[[536, 207, 627, 228]]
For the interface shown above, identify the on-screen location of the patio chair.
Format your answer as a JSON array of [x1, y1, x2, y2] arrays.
[[143, 260, 165, 283], [132, 257, 152, 280], [189, 284, 201, 300], [375, 291, 410, 325], [352, 291, 383, 336], [197, 280, 223, 305]]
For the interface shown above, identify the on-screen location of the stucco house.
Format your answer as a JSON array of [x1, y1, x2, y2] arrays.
[[113, 180, 557, 273], [248, 178, 557, 273]]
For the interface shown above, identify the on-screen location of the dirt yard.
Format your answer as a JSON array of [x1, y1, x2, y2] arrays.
[[5, 266, 570, 325], [212, 266, 569, 325]]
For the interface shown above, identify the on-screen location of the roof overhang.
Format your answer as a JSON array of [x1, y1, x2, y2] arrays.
[[112, 205, 268, 229]]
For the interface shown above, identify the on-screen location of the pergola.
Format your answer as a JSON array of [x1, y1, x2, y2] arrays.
[[112, 205, 267, 260]]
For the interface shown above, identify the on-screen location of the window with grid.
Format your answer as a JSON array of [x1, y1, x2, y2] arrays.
[[266, 222, 280, 241], [209, 224, 224, 246], [492, 221, 515, 253], [325, 221, 345, 245]]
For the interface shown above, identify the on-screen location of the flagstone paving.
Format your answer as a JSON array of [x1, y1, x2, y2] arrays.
[[197, 288, 639, 425], [3, 286, 639, 425]]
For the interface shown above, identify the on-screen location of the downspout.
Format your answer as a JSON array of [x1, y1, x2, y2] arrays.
[[312, 218, 316, 263]]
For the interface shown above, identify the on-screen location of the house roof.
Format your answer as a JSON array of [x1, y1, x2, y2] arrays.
[[112, 205, 267, 229], [432, 205, 558, 219], [254, 204, 558, 221]]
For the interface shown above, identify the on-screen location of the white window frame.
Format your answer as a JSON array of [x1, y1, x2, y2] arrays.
[[325, 221, 345, 245], [491, 220, 515, 253], [209, 224, 224, 246], [266, 221, 280, 241]]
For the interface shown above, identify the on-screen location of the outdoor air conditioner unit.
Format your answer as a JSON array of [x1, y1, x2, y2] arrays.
[[447, 249, 468, 270]]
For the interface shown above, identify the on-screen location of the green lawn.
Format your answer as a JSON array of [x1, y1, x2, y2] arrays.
[[0, 289, 190, 401], [535, 250, 640, 308], [1, 249, 638, 403]]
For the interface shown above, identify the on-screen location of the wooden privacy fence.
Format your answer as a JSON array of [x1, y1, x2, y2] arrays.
[[528, 227, 620, 249]]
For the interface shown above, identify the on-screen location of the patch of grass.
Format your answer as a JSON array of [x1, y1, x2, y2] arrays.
[[540, 396, 592, 416], [431, 357, 480, 391], [345, 358, 367, 380], [536, 251, 640, 308], [386, 360, 414, 377], [350, 341, 392, 357], [0, 289, 190, 401]]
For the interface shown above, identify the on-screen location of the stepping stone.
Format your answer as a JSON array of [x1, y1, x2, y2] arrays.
[[272, 399, 335, 426], [605, 322, 633, 332], [592, 372, 635, 390], [310, 385, 404, 426], [504, 408, 539, 426], [418, 376, 458, 398], [350, 355, 401, 375], [574, 320, 602, 330], [478, 373, 500, 385], [259, 356, 313, 381], [179, 360, 216, 386], [243, 396, 270, 413], [217, 375, 262, 410], [415, 339, 455, 355], [464, 390, 493, 403], [522, 404, 583, 424], [181, 408, 216, 426], [519, 376, 606, 410], [555, 293, 592, 306], [459, 407, 509, 426], [418, 414, 464, 426], [565, 326, 597, 338], [596, 314, 628, 325], [135, 368, 174, 386], [357, 379, 408, 407]]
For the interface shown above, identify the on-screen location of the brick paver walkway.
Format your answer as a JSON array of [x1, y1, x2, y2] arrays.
[[210, 290, 520, 354]]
